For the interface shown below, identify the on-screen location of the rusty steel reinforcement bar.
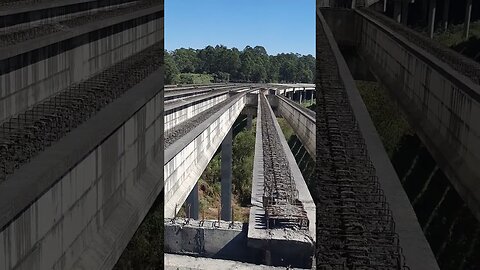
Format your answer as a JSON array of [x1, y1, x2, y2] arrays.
[[318, 7, 440, 270], [260, 92, 309, 230], [0, 42, 162, 183], [316, 10, 409, 269]]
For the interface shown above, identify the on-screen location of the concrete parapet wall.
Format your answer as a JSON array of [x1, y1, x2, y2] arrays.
[[354, 10, 480, 221], [0, 12, 162, 123], [0, 68, 164, 270], [164, 95, 246, 218], [164, 93, 229, 132], [277, 95, 316, 159]]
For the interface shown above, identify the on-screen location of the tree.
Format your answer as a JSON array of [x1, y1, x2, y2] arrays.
[[164, 50, 179, 85], [170, 44, 315, 84]]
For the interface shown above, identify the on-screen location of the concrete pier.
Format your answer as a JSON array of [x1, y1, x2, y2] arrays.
[[394, 0, 402, 23], [464, 0, 472, 39], [428, 0, 437, 38], [443, 0, 450, 31], [186, 182, 199, 219], [401, 0, 409, 25], [247, 114, 253, 130], [221, 127, 233, 221]]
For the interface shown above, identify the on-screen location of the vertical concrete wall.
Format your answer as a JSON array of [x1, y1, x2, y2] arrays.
[[0, 17, 162, 123], [355, 11, 480, 220], [277, 96, 316, 159], [164, 96, 246, 218], [0, 84, 163, 270]]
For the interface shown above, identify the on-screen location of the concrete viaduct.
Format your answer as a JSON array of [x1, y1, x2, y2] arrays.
[[163, 83, 316, 268], [0, 1, 163, 269], [314, 0, 479, 269]]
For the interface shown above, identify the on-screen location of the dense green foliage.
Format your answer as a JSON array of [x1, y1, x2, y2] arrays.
[[194, 118, 255, 219], [434, 21, 480, 47], [114, 198, 163, 270], [232, 129, 255, 205], [165, 45, 315, 84], [356, 81, 413, 158]]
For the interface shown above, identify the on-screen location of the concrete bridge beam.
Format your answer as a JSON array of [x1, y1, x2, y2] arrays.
[[221, 128, 233, 221]]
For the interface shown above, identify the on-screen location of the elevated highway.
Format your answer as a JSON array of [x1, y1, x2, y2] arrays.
[[323, 6, 480, 222], [164, 84, 316, 268], [317, 7, 437, 269], [0, 1, 163, 269]]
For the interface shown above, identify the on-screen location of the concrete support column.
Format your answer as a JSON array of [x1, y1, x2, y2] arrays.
[[428, 0, 437, 39], [401, 0, 409, 25], [221, 127, 233, 221], [394, 0, 402, 23], [384, 0, 387, 12], [351, 0, 356, 9], [246, 114, 253, 130], [311, 90, 314, 104], [442, 0, 450, 31], [299, 91, 303, 104], [464, 0, 472, 40], [186, 182, 199, 219]]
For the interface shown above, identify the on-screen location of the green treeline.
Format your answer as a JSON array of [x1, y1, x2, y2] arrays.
[[165, 45, 315, 84]]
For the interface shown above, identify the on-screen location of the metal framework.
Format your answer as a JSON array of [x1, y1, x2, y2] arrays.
[[316, 14, 408, 269], [260, 93, 309, 230]]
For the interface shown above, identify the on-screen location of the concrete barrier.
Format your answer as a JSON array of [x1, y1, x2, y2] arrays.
[[277, 95, 316, 159]]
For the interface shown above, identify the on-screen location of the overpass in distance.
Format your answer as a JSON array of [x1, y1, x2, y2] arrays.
[[0, 0, 163, 269]]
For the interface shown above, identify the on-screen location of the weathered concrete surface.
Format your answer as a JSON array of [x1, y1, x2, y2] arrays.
[[165, 91, 230, 132], [319, 9, 439, 269], [0, 0, 138, 32], [0, 7, 163, 123], [277, 94, 316, 159], [247, 94, 315, 269], [353, 9, 480, 222], [164, 94, 246, 218], [221, 128, 233, 221], [0, 66, 164, 270], [164, 254, 304, 270], [164, 219, 248, 260]]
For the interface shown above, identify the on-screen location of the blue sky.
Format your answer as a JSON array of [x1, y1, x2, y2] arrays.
[[165, 0, 315, 56]]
